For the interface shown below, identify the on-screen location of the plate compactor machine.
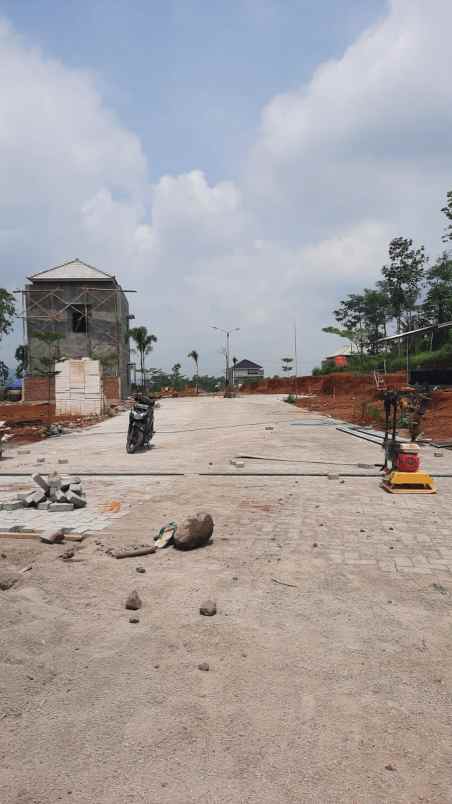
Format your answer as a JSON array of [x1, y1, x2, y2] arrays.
[[380, 388, 436, 494]]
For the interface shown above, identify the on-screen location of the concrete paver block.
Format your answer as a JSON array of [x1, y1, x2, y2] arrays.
[[32, 473, 50, 493], [4, 501, 24, 511], [25, 490, 46, 507], [48, 503, 74, 512], [66, 491, 86, 509]]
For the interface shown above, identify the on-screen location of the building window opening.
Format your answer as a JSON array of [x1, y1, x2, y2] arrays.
[[71, 305, 89, 334]]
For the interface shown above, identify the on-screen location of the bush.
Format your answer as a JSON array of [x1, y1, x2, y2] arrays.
[[284, 394, 297, 404], [312, 342, 452, 377]]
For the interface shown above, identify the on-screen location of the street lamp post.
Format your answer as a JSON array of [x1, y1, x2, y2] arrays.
[[210, 326, 240, 391]]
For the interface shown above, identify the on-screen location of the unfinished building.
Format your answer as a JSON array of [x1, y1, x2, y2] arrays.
[[22, 259, 132, 403]]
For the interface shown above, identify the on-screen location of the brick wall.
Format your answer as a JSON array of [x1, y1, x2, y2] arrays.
[[0, 401, 54, 424], [103, 376, 121, 402], [25, 374, 121, 405], [23, 376, 55, 402]]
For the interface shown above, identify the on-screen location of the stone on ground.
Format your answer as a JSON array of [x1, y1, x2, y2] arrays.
[[173, 512, 214, 550], [125, 590, 142, 610], [200, 600, 217, 616], [0, 569, 20, 590]]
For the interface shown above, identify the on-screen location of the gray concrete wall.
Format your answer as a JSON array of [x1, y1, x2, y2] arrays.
[[25, 280, 130, 398]]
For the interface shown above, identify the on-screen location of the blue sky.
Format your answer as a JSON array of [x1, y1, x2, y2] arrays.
[[0, 0, 451, 377], [1, 0, 385, 181]]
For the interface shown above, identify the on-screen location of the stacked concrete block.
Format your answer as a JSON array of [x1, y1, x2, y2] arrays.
[[55, 357, 104, 416], [3, 471, 88, 512]]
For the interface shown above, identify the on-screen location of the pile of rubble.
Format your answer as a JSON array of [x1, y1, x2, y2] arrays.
[[1, 471, 87, 512], [0, 420, 12, 460]]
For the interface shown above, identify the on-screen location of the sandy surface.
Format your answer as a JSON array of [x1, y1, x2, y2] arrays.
[[0, 395, 451, 803]]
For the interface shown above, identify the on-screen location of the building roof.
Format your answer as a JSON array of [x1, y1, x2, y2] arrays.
[[324, 345, 355, 359], [28, 259, 117, 283], [234, 359, 263, 370]]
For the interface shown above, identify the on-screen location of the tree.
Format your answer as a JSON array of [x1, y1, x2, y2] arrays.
[[381, 237, 426, 333], [322, 325, 355, 342], [32, 331, 64, 421], [423, 251, 452, 347], [322, 324, 370, 358], [129, 327, 158, 388], [441, 190, 452, 242], [232, 355, 238, 386], [0, 361, 8, 386], [15, 344, 28, 378], [281, 357, 294, 373], [171, 362, 182, 390], [334, 293, 365, 331], [361, 287, 391, 350], [0, 289, 15, 341], [187, 350, 199, 394]]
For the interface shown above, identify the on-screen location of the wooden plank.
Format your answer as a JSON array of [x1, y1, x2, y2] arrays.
[[0, 531, 40, 540], [0, 530, 88, 542], [113, 546, 156, 559]]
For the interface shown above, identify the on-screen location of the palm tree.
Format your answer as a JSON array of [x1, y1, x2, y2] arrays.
[[232, 355, 238, 386], [130, 327, 157, 388], [187, 349, 199, 394], [171, 363, 182, 391]]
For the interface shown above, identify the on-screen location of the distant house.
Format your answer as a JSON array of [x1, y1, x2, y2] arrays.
[[321, 345, 354, 369], [232, 359, 264, 384]]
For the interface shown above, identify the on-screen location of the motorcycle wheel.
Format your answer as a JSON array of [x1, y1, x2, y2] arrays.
[[126, 427, 143, 454]]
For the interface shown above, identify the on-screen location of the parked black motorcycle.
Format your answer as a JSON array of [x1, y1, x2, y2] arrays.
[[126, 394, 155, 453]]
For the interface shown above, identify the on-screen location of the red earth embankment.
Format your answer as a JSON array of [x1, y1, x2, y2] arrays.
[[243, 372, 452, 441], [0, 401, 108, 445]]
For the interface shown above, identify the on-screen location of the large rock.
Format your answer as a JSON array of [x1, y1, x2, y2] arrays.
[[173, 512, 214, 551]]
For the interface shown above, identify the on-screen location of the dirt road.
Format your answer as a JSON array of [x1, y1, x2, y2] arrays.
[[1, 395, 451, 803]]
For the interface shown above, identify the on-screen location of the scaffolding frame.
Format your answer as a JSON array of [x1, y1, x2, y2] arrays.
[[15, 285, 135, 379]]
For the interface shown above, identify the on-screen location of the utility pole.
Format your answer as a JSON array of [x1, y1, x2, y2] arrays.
[[210, 325, 240, 393]]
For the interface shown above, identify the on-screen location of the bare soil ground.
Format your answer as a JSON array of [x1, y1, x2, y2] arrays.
[[0, 395, 451, 803], [244, 372, 452, 441]]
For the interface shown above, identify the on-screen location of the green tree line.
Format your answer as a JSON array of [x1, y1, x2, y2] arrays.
[[322, 191, 452, 357]]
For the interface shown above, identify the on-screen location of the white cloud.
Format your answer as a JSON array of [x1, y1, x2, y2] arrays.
[[1, 1, 452, 376]]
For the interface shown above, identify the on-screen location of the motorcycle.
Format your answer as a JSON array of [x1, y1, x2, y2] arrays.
[[126, 395, 155, 453]]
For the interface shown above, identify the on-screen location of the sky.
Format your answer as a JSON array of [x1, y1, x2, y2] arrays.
[[0, 0, 451, 378]]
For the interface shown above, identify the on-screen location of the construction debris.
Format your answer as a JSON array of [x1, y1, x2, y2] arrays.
[[0, 529, 87, 542], [113, 545, 156, 559], [125, 591, 142, 610], [40, 529, 65, 544], [0, 421, 12, 460], [154, 523, 177, 549], [59, 548, 75, 561], [0, 570, 20, 590], [1, 471, 87, 512], [173, 513, 214, 550], [200, 600, 217, 616]]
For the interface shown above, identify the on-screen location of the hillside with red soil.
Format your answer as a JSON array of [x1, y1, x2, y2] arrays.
[[243, 372, 452, 441]]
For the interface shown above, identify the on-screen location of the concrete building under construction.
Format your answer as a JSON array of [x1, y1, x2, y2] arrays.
[[22, 259, 132, 402]]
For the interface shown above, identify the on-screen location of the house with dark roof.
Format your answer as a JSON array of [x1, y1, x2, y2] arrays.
[[23, 259, 132, 401], [232, 358, 264, 384]]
